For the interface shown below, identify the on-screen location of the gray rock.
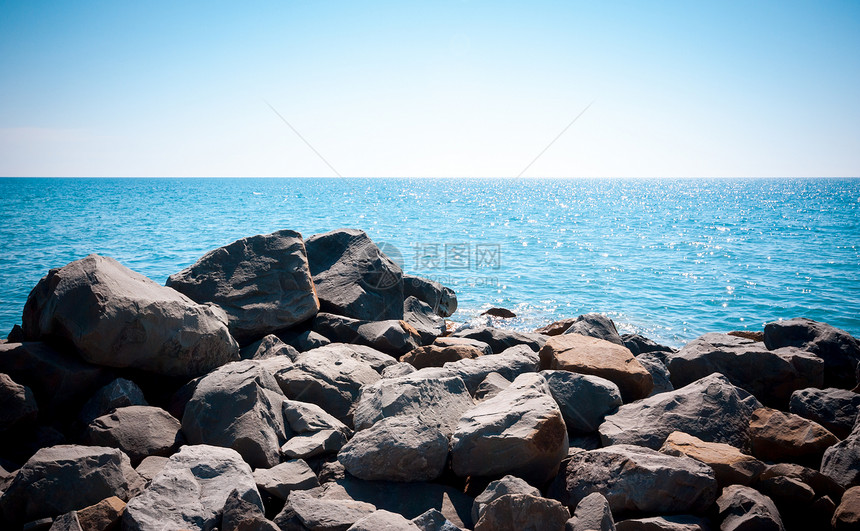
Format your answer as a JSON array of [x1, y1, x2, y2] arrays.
[[306, 228, 405, 321], [404, 296, 446, 345], [123, 445, 263, 531], [763, 317, 860, 389], [716, 485, 785, 531], [451, 326, 545, 353], [443, 346, 540, 395], [474, 372, 511, 401], [22, 254, 239, 377], [135, 455, 168, 483], [222, 488, 279, 531], [78, 378, 148, 427], [85, 405, 183, 465], [254, 459, 320, 500], [283, 399, 352, 436], [635, 353, 674, 396], [282, 430, 349, 460], [48, 512, 82, 531], [0, 444, 143, 523], [402, 344, 483, 370], [182, 360, 288, 468], [790, 387, 860, 439], [339, 415, 449, 482], [348, 509, 421, 530], [451, 373, 569, 485], [759, 463, 844, 501], [403, 275, 457, 318], [474, 494, 570, 531], [567, 492, 615, 531], [312, 313, 421, 357], [284, 329, 332, 351], [563, 313, 624, 346], [549, 445, 718, 515], [352, 368, 474, 437], [622, 333, 675, 358], [413, 508, 464, 531], [614, 515, 712, 531], [287, 488, 377, 530], [0, 372, 37, 431], [23, 519, 55, 531], [472, 475, 541, 524], [329, 343, 398, 374], [541, 370, 622, 434], [241, 334, 301, 361], [433, 336, 492, 355], [659, 431, 766, 489], [382, 362, 417, 378], [599, 373, 761, 450], [821, 425, 860, 488], [668, 333, 824, 408]]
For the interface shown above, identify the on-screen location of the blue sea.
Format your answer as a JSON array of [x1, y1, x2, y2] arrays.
[[1, 178, 858, 348]]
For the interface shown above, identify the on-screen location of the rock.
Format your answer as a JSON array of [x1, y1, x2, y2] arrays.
[[24, 518, 54, 531], [49, 512, 83, 531], [659, 431, 766, 487], [764, 317, 860, 389], [85, 405, 183, 466], [222, 488, 279, 531], [283, 399, 352, 436], [451, 326, 546, 354], [135, 455, 168, 483], [403, 274, 457, 318], [0, 444, 143, 523], [667, 333, 824, 408], [474, 372, 510, 401], [6, 324, 24, 342], [79, 378, 148, 427], [471, 474, 541, 524], [833, 486, 860, 530], [716, 485, 785, 531], [621, 334, 675, 358], [412, 508, 464, 531], [76, 496, 125, 531], [254, 459, 320, 500], [728, 330, 765, 342], [758, 474, 815, 506], [0, 372, 38, 431], [181, 360, 287, 468], [324, 343, 398, 374], [338, 415, 449, 482], [549, 444, 717, 515], [443, 346, 540, 395], [123, 445, 262, 531], [599, 373, 761, 450], [433, 336, 492, 355], [567, 492, 615, 531], [614, 515, 711, 531], [0, 342, 112, 423], [283, 329, 331, 351], [482, 307, 516, 318], [312, 313, 421, 357], [790, 387, 860, 439], [348, 509, 421, 530], [382, 362, 417, 378], [474, 494, 569, 531], [539, 334, 653, 402], [821, 425, 860, 488], [282, 430, 349, 460], [759, 463, 844, 501], [402, 344, 483, 369], [306, 228, 405, 321], [451, 373, 569, 485], [165, 230, 319, 344], [748, 407, 839, 463], [535, 318, 577, 336], [541, 370, 622, 434], [404, 296, 446, 345], [22, 254, 239, 377], [563, 314, 624, 346], [286, 488, 377, 530], [635, 353, 674, 396], [240, 334, 300, 361]]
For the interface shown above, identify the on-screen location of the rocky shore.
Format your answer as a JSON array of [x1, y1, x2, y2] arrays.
[[1, 228, 859, 531]]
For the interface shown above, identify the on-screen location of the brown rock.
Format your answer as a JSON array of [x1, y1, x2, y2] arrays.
[[539, 334, 653, 402], [482, 308, 516, 318], [401, 344, 483, 369], [535, 318, 577, 336], [834, 486, 860, 530], [728, 330, 764, 342], [474, 494, 569, 531], [76, 496, 125, 531], [749, 407, 839, 463], [659, 431, 766, 487]]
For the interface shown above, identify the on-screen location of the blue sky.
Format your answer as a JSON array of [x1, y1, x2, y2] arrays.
[[1, 1, 858, 177]]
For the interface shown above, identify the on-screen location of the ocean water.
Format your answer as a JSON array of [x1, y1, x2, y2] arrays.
[[1, 177, 858, 348]]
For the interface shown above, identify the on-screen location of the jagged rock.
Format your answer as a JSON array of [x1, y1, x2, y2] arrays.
[[667, 333, 824, 408], [76, 496, 125, 531], [0, 372, 37, 431], [474, 372, 510, 401], [85, 405, 183, 465], [433, 336, 493, 355], [22, 254, 239, 377], [549, 445, 717, 515], [540, 334, 653, 402], [286, 488, 377, 530], [0, 445, 143, 523], [382, 362, 417, 378], [339, 415, 448, 482], [622, 334, 675, 358], [833, 486, 860, 530], [443, 345, 540, 394], [283, 399, 352, 436], [403, 275, 457, 318], [402, 344, 483, 369], [728, 330, 765, 342], [311, 313, 421, 357], [352, 368, 474, 436], [412, 508, 463, 531], [635, 353, 674, 396], [123, 445, 262, 531], [240, 334, 300, 361], [305, 229, 405, 321], [474, 494, 569, 531], [182, 360, 287, 468], [254, 459, 319, 500], [49, 512, 82, 531], [717, 485, 785, 531], [535, 318, 577, 336], [404, 296, 446, 345], [79, 378, 148, 427], [567, 492, 615, 531], [659, 431, 766, 487], [135, 455, 168, 483], [348, 509, 421, 530], [562, 314, 624, 346], [541, 370, 622, 434], [24, 518, 55, 531], [451, 373, 569, 485], [748, 407, 838, 463], [282, 430, 349, 460], [759, 463, 844, 502], [222, 488, 279, 531], [451, 326, 545, 354], [318, 343, 397, 374], [283, 329, 331, 352], [614, 515, 711, 530], [764, 317, 860, 389], [472, 475, 541, 524], [821, 424, 860, 488], [790, 387, 860, 439], [599, 373, 761, 450]]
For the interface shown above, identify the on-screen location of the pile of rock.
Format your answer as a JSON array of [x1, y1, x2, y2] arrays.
[[1, 228, 859, 531]]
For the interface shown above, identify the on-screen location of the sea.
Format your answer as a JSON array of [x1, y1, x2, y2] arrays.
[[1, 177, 858, 348]]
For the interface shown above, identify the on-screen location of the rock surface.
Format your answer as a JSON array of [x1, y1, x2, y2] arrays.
[[433, 336, 493, 355], [78, 377, 148, 427], [635, 353, 674, 396], [240, 333, 300, 361], [563, 313, 624, 346], [716, 485, 785, 531], [0, 372, 38, 431], [349, 509, 422, 530], [566, 492, 616, 531], [821, 424, 860, 489], [541, 370, 622, 434], [403, 274, 457, 318], [833, 486, 860, 530], [614, 515, 712, 530], [748, 407, 839, 463], [659, 431, 765, 488], [789, 387, 860, 439], [474, 494, 570, 531], [76, 496, 126, 531], [404, 296, 447, 345], [286, 488, 377, 530], [443, 346, 540, 394], [85, 405, 183, 465], [253, 459, 319, 500], [452, 326, 545, 354], [402, 344, 483, 370], [312, 313, 422, 356], [472, 475, 541, 524]]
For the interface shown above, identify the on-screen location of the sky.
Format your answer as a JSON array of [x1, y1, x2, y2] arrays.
[[1, 1, 858, 178]]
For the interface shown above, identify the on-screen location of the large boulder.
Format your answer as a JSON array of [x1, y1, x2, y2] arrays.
[[549, 445, 718, 515], [284, 487, 377, 530], [614, 516, 711, 531], [472, 475, 541, 524], [349, 510, 422, 530], [165, 230, 319, 344], [667, 333, 824, 408], [451, 373, 569, 485], [281, 399, 352, 459], [451, 326, 546, 354], [541, 370, 622, 434], [85, 405, 183, 466], [443, 346, 540, 395], [821, 425, 860, 488], [562, 313, 624, 346], [763, 317, 860, 389], [402, 344, 483, 370], [404, 296, 447, 345], [716, 485, 785, 531], [311, 313, 421, 356], [0, 372, 37, 431], [433, 336, 493, 356], [790, 387, 860, 439], [78, 377, 148, 427], [566, 492, 615, 531], [123, 445, 262, 531], [635, 353, 674, 396], [253, 459, 319, 501], [403, 274, 457, 318], [240, 334, 300, 361], [474, 494, 570, 531], [539, 334, 653, 402], [659, 431, 766, 488], [748, 407, 838, 464], [182, 360, 287, 468], [22, 254, 239, 377], [305, 229, 405, 321], [0, 444, 143, 523], [598, 373, 761, 450], [833, 486, 860, 530]]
